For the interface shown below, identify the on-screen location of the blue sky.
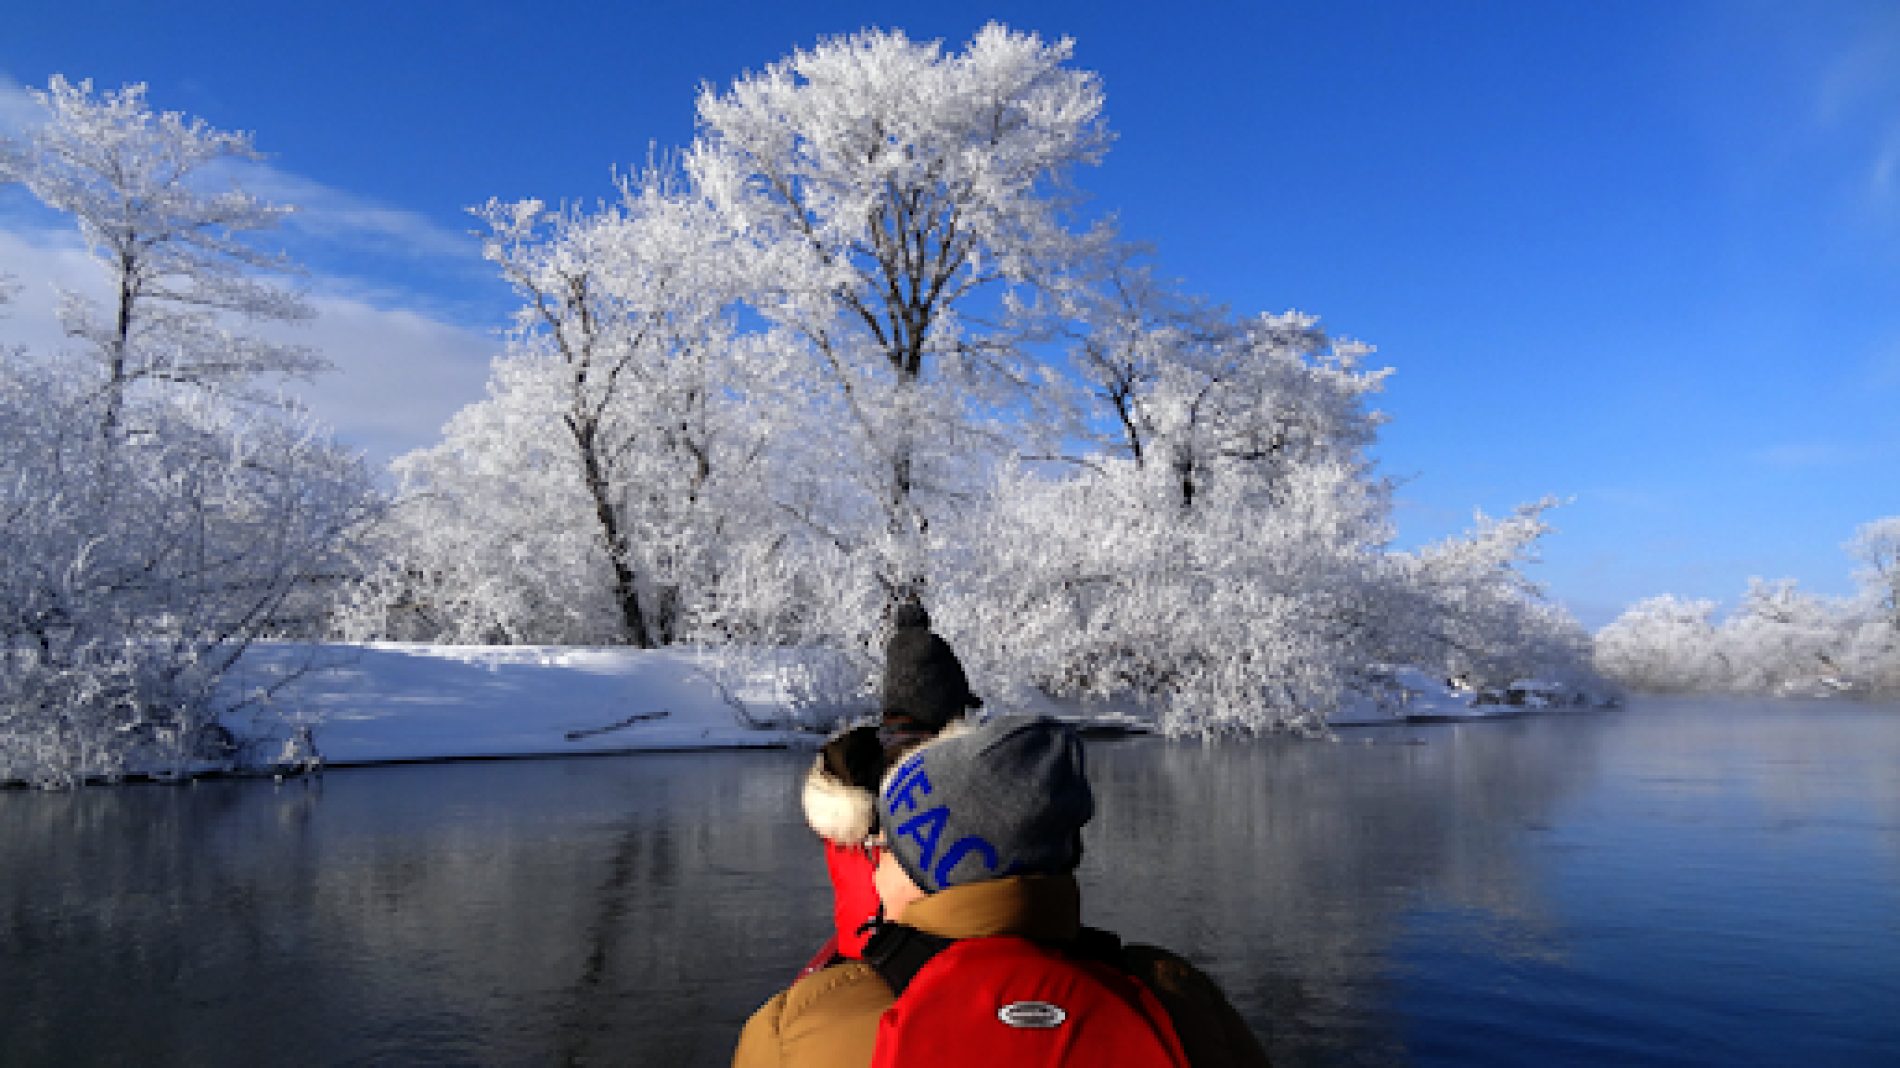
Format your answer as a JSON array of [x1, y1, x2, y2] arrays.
[[2, 0, 1896, 629]]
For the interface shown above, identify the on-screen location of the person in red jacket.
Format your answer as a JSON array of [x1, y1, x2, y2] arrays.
[[801, 599, 982, 964], [739, 716, 1271, 1068]]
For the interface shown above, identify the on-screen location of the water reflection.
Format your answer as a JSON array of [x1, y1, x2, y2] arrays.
[[3, 702, 1898, 1067], [1080, 718, 1602, 1066], [0, 754, 833, 1067]]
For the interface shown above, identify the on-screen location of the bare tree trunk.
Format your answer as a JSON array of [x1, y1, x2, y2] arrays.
[[571, 414, 654, 648], [656, 585, 680, 645], [101, 251, 138, 443]]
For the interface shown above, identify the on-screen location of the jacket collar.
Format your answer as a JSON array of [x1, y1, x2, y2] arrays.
[[896, 872, 1081, 943]]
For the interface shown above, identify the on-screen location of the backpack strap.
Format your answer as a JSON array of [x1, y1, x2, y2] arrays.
[[862, 922, 958, 997], [862, 922, 1132, 997], [1066, 925, 1130, 972]]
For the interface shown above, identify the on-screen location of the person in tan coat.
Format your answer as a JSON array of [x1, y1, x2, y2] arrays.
[[734, 717, 1271, 1068]]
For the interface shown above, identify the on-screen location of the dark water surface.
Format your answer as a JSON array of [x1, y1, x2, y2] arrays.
[[4, 698, 1897, 1066]]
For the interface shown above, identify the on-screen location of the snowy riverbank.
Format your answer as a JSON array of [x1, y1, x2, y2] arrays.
[[215, 643, 806, 768]]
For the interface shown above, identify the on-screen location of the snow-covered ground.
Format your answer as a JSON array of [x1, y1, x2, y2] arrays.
[[1328, 667, 1492, 726], [216, 643, 804, 768], [212, 642, 1170, 771]]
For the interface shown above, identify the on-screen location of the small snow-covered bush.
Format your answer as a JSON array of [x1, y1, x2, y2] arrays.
[[0, 640, 238, 788], [0, 358, 374, 785]]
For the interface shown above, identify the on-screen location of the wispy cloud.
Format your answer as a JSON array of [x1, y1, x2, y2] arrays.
[[1753, 439, 1850, 472], [2, 69, 480, 269], [0, 226, 95, 331], [1812, 9, 1900, 215], [245, 167, 482, 264]]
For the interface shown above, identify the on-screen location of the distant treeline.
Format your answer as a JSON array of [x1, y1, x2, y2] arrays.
[[1595, 517, 1900, 698]]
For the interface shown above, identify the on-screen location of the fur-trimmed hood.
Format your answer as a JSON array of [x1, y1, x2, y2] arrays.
[[803, 757, 879, 844], [802, 718, 974, 845]]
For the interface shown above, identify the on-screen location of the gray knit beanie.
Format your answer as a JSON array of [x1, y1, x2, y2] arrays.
[[877, 716, 1093, 894]]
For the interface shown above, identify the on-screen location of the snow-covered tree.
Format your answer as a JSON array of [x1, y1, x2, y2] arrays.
[[1847, 517, 1900, 629], [1066, 250, 1387, 510], [342, 28, 1599, 735], [0, 77, 321, 436], [0, 360, 375, 787], [1380, 499, 1597, 689], [948, 453, 1389, 733], [339, 169, 773, 648], [1594, 595, 1722, 692], [689, 24, 1111, 603], [1723, 578, 1844, 692], [1, 79, 376, 787], [1841, 517, 1900, 692]]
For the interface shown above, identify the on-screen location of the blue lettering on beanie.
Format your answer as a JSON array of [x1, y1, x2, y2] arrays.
[[876, 718, 1091, 893], [934, 836, 999, 886], [898, 806, 948, 871], [887, 760, 933, 816]]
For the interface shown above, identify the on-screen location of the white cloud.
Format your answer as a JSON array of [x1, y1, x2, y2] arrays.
[[0, 225, 94, 344], [1753, 439, 1848, 472], [0, 224, 495, 468], [1811, 11, 1900, 213], [284, 295, 498, 464]]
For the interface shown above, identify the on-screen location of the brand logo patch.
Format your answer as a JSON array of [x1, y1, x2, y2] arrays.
[[997, 1001, 1067, 1029]]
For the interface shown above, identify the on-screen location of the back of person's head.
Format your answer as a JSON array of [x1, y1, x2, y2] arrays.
[[875, 716, 1092, 894], [892, 599, 930, 630], [880, 598, 982, 732]]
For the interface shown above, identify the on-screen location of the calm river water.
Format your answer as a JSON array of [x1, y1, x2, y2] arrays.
[[3, 697, 1897, 1067]]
